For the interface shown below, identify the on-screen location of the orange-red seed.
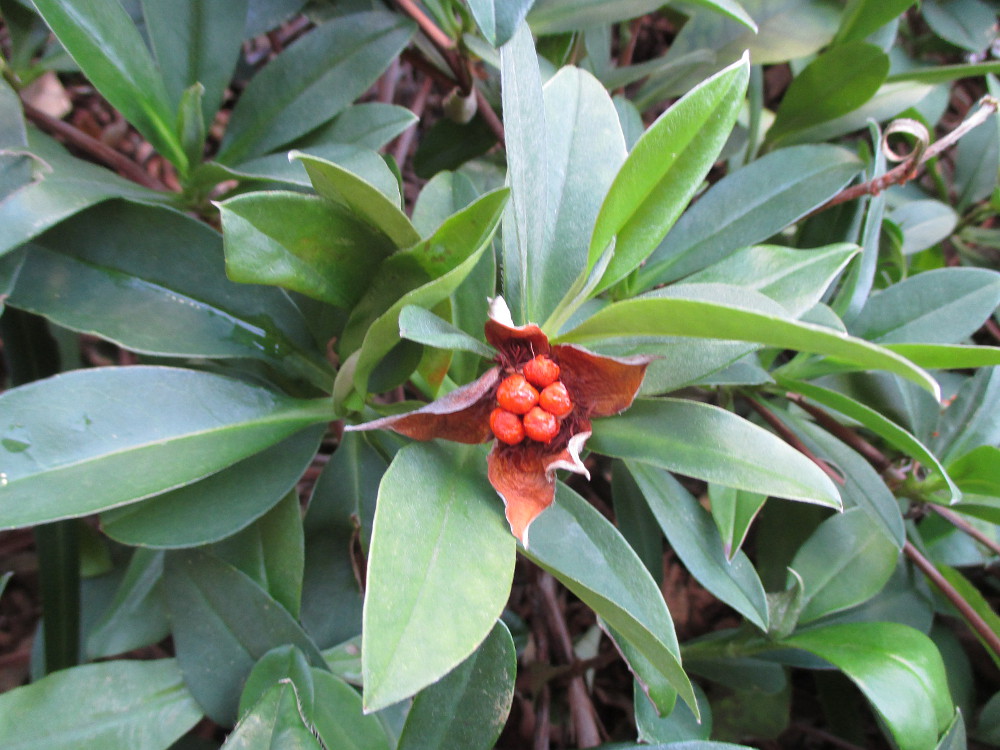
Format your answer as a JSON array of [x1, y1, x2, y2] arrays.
[[523, 355, 560, 388], [496, 374, 539, 415], [490, 408, 525, 445], [523, 406, 559, 443], [539, 381, 573, 417]]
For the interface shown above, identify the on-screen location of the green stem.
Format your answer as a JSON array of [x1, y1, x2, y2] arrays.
[[1, 308, 80, 673]]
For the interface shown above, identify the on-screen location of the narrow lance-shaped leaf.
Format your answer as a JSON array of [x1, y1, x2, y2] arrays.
[[466, 0, 534, 46], [559, 296, 941, 397], [32, 0, 187, 171], [0, 366, 334, 529], [588, 53, 750, 294], [590, 399, 841, 508], [522, 482, 699, 717], [217, 11, 414, 164]]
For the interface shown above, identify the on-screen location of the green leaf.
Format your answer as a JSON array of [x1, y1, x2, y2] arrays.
[[835, 0, 917, 43], [626, 462, 769, 631], [782, 623, 954, 750], [86, 549, 169, 659], [163, 548, 327, 725], [311, 670, 391, 750], [0, 366, 333, 529], [683, 243, 859, 318], [530, 66, 626, 325], [934, 366, 1000, 465], [4, 201, 330, 385], [707, 485, 767, 560], [776, 375, 960, 504], [219, 190, 397, 307], [140, 0, 247, 121], [936, 565, 1000, 669], [397, 620, 516, 750], [635, 681, 712, 743], [767, 42, 889, 145], [0, 659, 201, 749], [891, 200, 959, 255], [636, 145, 862, 288], [217, 12, 413, 164], [789, 508, 899, 623], [922, 0, 998, 52], [101, 426, 324, 549], [467, 0, 534, 46], [0, 131, 170, 258], [523, 482, 698, 717], [349, 188, 508, 394], [301, 432, 381, 648], [589, 54, 750, 294], [210, 490, 306, 618], [558, 296, 941, 397], [223, 680, 322, 750], [238, 645, 315, 719], [293, 151, 418, 247], [398, 305, 495, 358], [850, 268, 1000, 344], [295, 102, 417, 152], [667, 0, 840, 69], [883, 343, 1000, 370], [362, 442, 516, 712], [611, 461, 665, 582], [32, 0, 187, 172], [591, 399, 841, 508], [528, 0, 686, 33], [887, 61, 1000, 85], [945, 445, 1000, 497], [414, 117, 498, 179], [499, 21, 546, 322]]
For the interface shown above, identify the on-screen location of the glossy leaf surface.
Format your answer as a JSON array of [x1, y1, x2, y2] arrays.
[[32, 0, 186, 170], [222, 680, 322, 750], [363, 442, 516, 712], [559, 296, 940, 396], [589, 54, 750, 293], [219, 190, 397, 308], [0, 366, 333, 529], [783, 623, 954, 750]]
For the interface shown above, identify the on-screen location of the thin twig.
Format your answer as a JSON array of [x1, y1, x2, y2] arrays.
[[394, 0, 472, 94], [985, 318, 1000, 346], [391, 75, 433, 168], [475, 85, 506, 145], [928, 504, 1000, 557], [21, 101, 169, 191], [904, 540, 1000, 660], [745, 398, 845, 485], [538, 573, 603, 748], [815, 95, 999, 214]]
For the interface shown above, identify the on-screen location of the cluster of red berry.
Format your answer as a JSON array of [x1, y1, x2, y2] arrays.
[[489, 355, 573, 445]]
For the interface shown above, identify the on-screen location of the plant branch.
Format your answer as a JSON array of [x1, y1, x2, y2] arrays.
[[21, 101, 169, 191], [904, 540, 1000, 660], [745, 398, 845, 485], [394, 0, 472, 94], [927, 504, 1000, 557], [815, 95, 999, 214], [538, 573, 603, 748]]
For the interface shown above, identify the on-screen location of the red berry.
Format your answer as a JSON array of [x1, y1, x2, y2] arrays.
[[523, 406, 559, 443], [490, 408, 525, 445], [539, 381, 573, 417], [523, 355, 560, 388], [496, 374, 539, 415]]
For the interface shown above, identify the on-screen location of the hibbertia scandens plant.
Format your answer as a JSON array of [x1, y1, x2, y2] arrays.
[[348, 297, 653, 544]]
